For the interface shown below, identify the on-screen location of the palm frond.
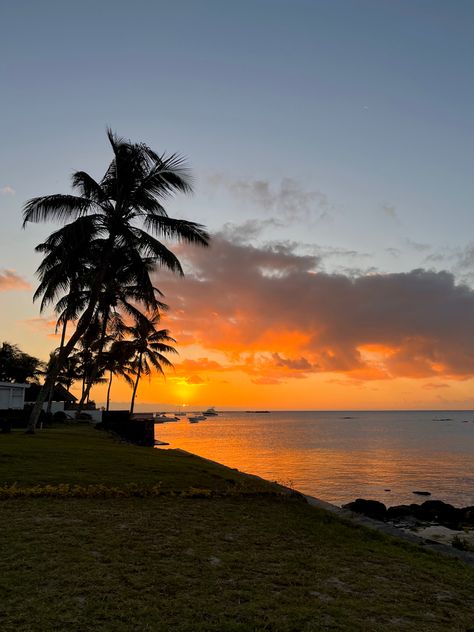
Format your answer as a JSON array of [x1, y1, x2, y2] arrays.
[[142, 215, 209, 247], [71, 171, 110, 207], [128, 227, 184, 275], [23, 195, 96, 226]]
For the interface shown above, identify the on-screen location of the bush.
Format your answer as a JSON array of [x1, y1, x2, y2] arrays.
[[52, 410, 68, 422]]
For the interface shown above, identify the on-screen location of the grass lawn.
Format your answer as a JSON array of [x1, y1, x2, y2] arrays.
[[1, 424, 474, 631]]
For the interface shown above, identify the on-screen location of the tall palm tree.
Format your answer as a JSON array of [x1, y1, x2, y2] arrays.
[[125, 313, 177, 414], [23, 130, 209, 431]]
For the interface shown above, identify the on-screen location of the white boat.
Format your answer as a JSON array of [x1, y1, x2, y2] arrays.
[[153, 413, 180, 423], [202, 407, 218, 416]]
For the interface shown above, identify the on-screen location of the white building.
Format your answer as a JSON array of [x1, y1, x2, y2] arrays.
[[0, 382, 30, 409]]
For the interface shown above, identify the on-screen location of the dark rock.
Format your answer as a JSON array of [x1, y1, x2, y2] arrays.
[[461, 506, 474, 525], [413, 491, 431, 496], [384, 489, 391, 492], [386, 504, 420, 520], [342, 498, 387, 520], [417, 500, 463, 527]]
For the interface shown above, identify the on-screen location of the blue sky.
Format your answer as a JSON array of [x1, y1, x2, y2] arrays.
[[2, 0, 474, 394]]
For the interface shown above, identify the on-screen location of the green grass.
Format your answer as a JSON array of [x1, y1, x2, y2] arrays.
[[1, 425, 474, 631], [0, 425, 271, 492]]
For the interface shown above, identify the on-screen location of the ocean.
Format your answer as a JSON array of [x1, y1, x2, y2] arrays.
[[153, 410, 474, 508]]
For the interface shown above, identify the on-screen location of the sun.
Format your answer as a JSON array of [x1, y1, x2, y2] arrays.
[[173, 381, 194, 404]]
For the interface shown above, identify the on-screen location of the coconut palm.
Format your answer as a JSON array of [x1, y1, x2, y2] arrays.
[[23, 130, 209, 431], [74, 248, 170, 410], [102, 341, 136, 412], [125, 313, 177, 414]]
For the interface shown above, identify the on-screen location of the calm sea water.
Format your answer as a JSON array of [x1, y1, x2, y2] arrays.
[[153, 410, 474, 507]]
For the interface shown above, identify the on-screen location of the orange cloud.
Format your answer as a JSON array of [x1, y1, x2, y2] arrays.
[[0, 269, 30, 291], [185, 375, 206, 385], [151, 236, 474, 383], [23, 317, 59, 338]]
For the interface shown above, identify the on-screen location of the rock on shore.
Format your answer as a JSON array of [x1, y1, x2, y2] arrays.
[[343, 498, 474, 530]]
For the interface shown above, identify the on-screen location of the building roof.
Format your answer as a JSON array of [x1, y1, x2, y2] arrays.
[[0, 382, 30, 388], [25, 383, 77, 402]]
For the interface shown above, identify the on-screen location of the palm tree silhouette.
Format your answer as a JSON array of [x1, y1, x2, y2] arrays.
[[23, 130, 209, 431], [102, 341, 135, 412], [124, 313, 177, 414]]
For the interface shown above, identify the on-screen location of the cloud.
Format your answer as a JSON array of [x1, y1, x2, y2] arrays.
[[154, 235, 474, 382], [0, 186, 15, 196], [272, 353, 316, 371], [221, 218, 285, 243], [406, 238, 431, 253], [210, 175, 331, 223], [382, 204, 398, 220], [176, 358, 226, 372], [185, 375, 206, 385], [423, 382, 450, 390], [23, 317, 59, 338], [0, 269, 31, 291], [251, 377, 281, 385]]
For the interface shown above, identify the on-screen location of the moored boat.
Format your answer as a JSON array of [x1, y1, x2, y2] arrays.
[[202, 407, 218, 416], [188, 414, 207, 423], [153, 413, 180, 423]]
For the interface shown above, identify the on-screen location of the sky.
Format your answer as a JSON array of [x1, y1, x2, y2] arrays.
[[2, 0, 474, 409]]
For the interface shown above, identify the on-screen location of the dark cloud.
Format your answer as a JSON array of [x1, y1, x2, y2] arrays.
[[272, 353, 316, 371], [155, 236, 474, 380]]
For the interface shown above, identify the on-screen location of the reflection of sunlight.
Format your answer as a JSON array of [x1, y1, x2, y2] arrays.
[[154, 411, 474, 506]]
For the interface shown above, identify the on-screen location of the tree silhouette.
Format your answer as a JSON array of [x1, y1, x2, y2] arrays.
[[124, 313, 177, 414], [23, 130, 209, 431]]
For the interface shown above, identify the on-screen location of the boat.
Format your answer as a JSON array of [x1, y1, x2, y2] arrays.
[[202, 407, 218, 416], [188, 415, 207, 423], [153, 413, 180, 423]]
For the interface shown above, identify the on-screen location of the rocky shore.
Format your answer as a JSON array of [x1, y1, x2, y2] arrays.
[[343, 498, 474, 550]]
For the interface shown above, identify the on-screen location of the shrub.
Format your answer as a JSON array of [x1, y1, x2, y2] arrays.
[[53, 410, 68, 422]]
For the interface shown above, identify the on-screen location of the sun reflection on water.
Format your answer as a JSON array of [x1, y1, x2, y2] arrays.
[[154, 410, 474, 506]]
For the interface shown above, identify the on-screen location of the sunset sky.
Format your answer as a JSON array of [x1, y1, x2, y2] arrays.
[[2, 1, 474, 409]]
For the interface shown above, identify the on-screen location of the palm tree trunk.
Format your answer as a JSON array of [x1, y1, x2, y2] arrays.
[[76, 312, 109, 414], [106, 370, 113, 411], [46, 320, 68, 415], [130, 354, 142, 414]]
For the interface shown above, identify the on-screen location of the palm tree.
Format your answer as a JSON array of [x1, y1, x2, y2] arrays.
[[125, 313, 177, 414], [102, 341, 135, 412], [73, 249, 171, 412], [23, 130, 209, 431], [56, 355, 82, 392]]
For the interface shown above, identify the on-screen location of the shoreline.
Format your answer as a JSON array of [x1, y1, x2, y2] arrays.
[[174, 448, 474, 568]]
